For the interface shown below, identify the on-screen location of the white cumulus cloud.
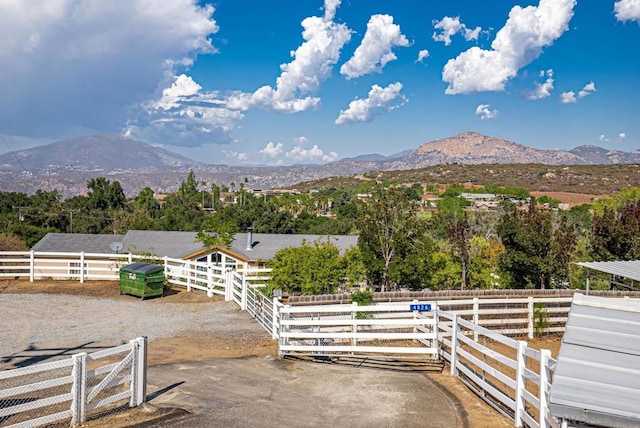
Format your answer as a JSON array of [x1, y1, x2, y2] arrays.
[[475, 104, 499, 120], [525, 69, 554, 100], [599, 134, 610, 142], [340, 14, 409, 79], [560, 91, 577, 104], [0, 0, 219, 141], [128, 73, 244, 146], [578, 81, 596, 98], [442, 0, 576, 95], [335, 82, 407, 125], [432, 16, 482, 46], [260, 142, 284, 157], [619, 132, 627, 140], [416, 49, 430, 63], [227, 1, 351, 112], [286, 145, 338, 163], [559, 81, 595, 104], [293, 136, 309, 145], [615, 0, 640, 23]]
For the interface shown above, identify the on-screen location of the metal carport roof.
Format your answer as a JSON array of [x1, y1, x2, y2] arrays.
[[577, 260, 640, 282], [549, 293, 640, 427], [576, 260, 640, 292]]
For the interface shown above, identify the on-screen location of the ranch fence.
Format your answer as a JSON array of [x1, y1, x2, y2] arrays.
[[3, 251, 632, 428], [278, 302, 438, 359], [0, 337, 147, 428]]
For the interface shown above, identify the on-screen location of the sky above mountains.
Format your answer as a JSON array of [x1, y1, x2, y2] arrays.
[[1, 0, 639, 166]]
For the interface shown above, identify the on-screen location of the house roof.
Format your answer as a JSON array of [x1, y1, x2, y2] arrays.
[[185, 233, 359, 262], [31, 231, 359, 261], [31, 233, 125, 254], [549, 293, 640, 427], [121, 230, 201, 258]]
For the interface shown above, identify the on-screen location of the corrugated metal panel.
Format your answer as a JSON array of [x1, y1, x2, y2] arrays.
[[577, 260, 640, 282], [549, 293, 640, 427]]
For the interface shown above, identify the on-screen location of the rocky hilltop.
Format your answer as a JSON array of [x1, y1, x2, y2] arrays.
[[387, 131, 582, 167], [1, 131, 639, 197]]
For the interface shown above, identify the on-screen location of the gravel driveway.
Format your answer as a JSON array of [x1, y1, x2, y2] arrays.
[[0, 293, 267, 369]]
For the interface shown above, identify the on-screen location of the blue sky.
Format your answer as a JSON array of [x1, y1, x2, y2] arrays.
[[1, 0, 639, 165]]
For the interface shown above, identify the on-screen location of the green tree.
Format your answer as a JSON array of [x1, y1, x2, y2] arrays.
[[590, 200, 640, 260], [497, 199, 576, 289], [269, 240, 343, 295], [357, 188, 425, 292], [446, 212, 472, 290], [196, 216, 238, 248]]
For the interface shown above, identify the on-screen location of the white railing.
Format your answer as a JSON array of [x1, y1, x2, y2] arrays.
[[278, 302, 438, 358], [433, 297, 571, 340], [438, 310, 558, 428], [0, 337, 147, 428]]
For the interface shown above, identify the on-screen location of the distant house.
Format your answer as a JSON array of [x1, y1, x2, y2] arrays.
[[32, 230, 359, 273]]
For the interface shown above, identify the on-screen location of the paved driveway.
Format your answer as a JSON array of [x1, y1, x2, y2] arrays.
[[144, 356, 462, 428]]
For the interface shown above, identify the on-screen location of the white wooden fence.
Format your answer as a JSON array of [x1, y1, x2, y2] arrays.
[[438, 311, 558, 428], [1, 250, 577, 428], [278, 302, 438, 358], [0, 337, 147, 428]]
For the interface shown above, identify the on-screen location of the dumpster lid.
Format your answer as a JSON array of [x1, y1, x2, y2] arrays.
[[121, 262, 163, 274]]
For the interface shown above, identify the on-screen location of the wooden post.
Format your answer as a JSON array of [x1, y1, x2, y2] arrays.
[[539, 349, 552, 428], [272, 297, 279, 339], [207, 264, 213, 298], [450, 314, 459, 376], [514, 340, 527, 427], [29, 250, 35, 282], [528, 296, 535, 340], [79, 252, 85, 283], [71, 352, 87, 424], [241, 276, 248, 310], [473, 297, 479, 342]]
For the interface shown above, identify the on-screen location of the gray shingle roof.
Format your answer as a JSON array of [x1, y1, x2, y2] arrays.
[[31, 233, 125, 253], [31, 231, 359, 261], [228, 233, 358, 261], [121, 230, 201, 258]]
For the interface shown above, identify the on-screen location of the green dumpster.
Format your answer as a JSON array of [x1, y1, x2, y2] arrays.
[[119, 262, 165, 299]]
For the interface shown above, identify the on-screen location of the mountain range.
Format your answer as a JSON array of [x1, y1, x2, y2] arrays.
[[1, 131, 639, 197]]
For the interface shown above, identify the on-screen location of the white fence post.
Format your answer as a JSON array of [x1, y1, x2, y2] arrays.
[[127, 337, 148, 407], [514, 340, 527, 427], [163, 256, 168, 278], [207, 265, 213, 298], [528, 296, 534, 340], [450, 314, 459, 376], [71, 352, 87, 425], [225, 269, 234, 301], [128, 253, 133, 264], [351, 302, 358, 350], [80, 252, 85, 283], [29, 250, 35, 282], [473, 297, 479, 342], [241, 276, 248, 310], [539, 349, 552, 428], [272, 297, 279, 339]]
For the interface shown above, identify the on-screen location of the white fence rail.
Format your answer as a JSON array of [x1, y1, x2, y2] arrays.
[[0, 337, 147, 428], [438, 311, 558, 428], [1, 250, 576, 428], [278, 303, 438, 358]]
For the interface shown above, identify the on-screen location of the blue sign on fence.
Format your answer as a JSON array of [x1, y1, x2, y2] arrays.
[[410, 303, 432, 312]]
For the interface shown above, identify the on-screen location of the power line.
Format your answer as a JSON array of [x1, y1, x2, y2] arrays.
[[0, 134, 28, 174]]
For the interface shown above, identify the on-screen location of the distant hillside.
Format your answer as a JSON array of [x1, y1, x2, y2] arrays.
[[0, 134, 200, 171], [291, 163, 640, 196], [1, 131, 640, 197]]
